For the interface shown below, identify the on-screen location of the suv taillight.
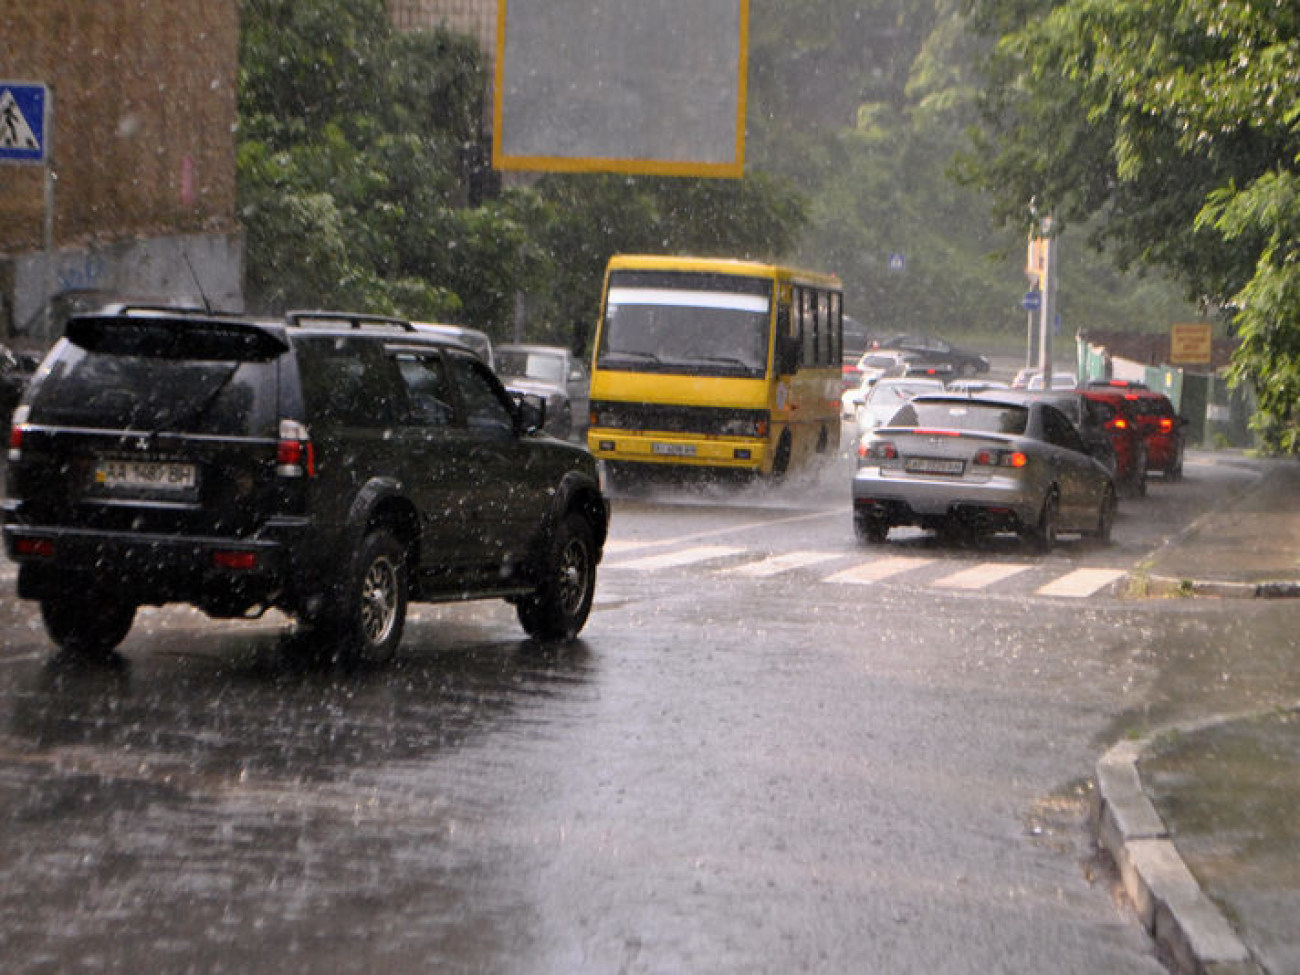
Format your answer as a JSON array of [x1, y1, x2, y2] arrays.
[[9, 404, 29, 457], [1158, 416, 1174, 434], [277, 419, 316, 477]]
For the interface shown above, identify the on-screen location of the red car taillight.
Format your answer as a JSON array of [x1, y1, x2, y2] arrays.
[[276, 419, 316, 477], [1106, 416, 1129, 431], [1158, 416, 1174, 434], [973, 449, 1028, 468], [859, 440, 898, 461]]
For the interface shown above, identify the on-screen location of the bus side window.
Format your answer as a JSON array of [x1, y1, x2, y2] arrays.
[[817, 292, 831, 366], [775, 302, 798, 374], [801, 288, 815, 366], [830, 293, 842, 363]]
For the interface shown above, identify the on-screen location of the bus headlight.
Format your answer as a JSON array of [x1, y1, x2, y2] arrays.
[[718, 411, 770, 438]]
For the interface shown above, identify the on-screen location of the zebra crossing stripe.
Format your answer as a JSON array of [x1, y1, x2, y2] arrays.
[[725, 551, 842, 578], [610, 545, 746, 571], [933, 562, 1035, 590], [1035, 567, 1127, 598], [824, 556, 934, 585]]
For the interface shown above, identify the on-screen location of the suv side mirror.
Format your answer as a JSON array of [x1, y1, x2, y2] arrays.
[[515, 393, 546, 434]]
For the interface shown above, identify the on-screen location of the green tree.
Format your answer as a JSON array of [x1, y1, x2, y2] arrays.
[[745, 0, 1198, 338], [238, 0, 539, 329], [958, 0, 1300, 450]]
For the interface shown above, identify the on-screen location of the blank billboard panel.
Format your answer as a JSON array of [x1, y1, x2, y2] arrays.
[[493, 0, 747, 177]]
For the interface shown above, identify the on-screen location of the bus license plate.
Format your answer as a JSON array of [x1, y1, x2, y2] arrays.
[[905, 456, 964, 476], [653, 442, 696, 457], [96, 458, 198, 493]]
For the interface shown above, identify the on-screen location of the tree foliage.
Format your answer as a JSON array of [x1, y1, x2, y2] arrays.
[[959, 0, 1300, 451], [236, 0, 809, 347]]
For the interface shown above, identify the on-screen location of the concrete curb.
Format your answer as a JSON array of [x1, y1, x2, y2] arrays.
[[1142, 575, 1300, 600], [1093, 727, 1263, 975]]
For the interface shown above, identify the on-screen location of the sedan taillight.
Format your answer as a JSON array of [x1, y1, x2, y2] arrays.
[[973, 448, 1028, 468], [859, 440, 898, 461]]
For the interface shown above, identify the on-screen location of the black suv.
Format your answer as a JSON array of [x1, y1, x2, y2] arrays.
[[3, 308, 609, 662]]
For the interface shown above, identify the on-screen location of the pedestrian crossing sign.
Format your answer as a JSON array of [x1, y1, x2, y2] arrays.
[[0, 81, 50, 164]]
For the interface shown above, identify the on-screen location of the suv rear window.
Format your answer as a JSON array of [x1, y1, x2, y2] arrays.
[[27, 317, 284, 436]]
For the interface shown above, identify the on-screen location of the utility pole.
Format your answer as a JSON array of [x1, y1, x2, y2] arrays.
[[1036, 215, 1057, 389]]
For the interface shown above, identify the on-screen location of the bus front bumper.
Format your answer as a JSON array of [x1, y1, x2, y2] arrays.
[[587, 431, 768, 470]]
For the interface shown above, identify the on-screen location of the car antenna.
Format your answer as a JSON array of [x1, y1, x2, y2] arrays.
[[182, 250, 214, 313]]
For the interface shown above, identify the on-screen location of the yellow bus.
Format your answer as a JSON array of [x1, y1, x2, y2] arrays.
[[586, 254, 843, 478]]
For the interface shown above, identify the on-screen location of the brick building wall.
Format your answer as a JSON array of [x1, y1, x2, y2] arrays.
[[0, 0, 241, 339], [0, 1, 239, 253]]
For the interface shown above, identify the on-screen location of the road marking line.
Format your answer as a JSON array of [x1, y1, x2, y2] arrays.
[[932, 562, 1035, 590], [605, 539, 657, 554], [1036, 567, 1128, 597], [609, 545, 746, 571], [610, 508, 840, 553], [724, 551, 843, 578], [824, 556, 934, 585]]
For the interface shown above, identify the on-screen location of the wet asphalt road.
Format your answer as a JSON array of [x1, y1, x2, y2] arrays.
[[0, 454, 1262, 973]]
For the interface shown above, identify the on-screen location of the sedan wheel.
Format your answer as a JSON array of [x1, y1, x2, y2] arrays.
[[1091, 485, 1117, 545], [1022, 490, 1059, 554]]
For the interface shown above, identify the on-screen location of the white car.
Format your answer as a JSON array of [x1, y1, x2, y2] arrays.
[[853, 378, 946, 435]]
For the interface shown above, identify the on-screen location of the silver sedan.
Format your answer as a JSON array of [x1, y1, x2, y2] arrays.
[[852, 394, 1116, 551]]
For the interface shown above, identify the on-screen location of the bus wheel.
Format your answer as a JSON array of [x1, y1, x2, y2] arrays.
[[771, 431, 792, 478]]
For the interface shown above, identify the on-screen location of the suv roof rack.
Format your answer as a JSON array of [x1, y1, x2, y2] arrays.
[[285, 310, 414, 332], [98, 303, 222, 317]]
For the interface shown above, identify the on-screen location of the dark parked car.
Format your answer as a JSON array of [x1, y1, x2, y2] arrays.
[[870, 333, 990, 377], [3, 307, 609, 662], [495, 343, 591, 441], [987, 389, 1121, 484]]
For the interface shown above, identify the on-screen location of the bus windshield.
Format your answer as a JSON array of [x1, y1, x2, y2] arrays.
[[597, 271, 772, 378]]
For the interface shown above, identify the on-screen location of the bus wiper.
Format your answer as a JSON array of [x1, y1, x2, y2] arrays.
[[602, 350, 663, 365], [692, 355, 757, 370]]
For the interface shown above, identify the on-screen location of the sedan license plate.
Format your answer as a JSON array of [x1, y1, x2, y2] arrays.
[[904, 456, 964, 476], [95, 458, 198, 493], [653, 442, 696, 457]]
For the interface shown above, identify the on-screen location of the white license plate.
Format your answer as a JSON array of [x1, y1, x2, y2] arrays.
[[96, 458, 198, 492], [653, 442, 697, 457], [904, 456, 964, 476]]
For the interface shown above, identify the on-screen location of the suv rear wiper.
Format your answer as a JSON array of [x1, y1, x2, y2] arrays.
[[152, 363, 242, 433]]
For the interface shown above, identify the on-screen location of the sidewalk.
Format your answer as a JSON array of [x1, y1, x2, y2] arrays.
[[1095, 457, 1300, 975]]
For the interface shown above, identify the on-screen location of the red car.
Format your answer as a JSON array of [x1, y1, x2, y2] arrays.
[[1125, 390, 1186, 479], [1080, 389, 1148, 496]]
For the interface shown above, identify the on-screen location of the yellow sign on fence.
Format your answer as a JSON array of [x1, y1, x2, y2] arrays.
[[1170, 323, 1212, 365]]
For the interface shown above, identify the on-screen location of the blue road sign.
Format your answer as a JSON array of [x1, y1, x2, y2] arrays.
[[0, 81, 50, 164], [1021, 290, 1041, 312]]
